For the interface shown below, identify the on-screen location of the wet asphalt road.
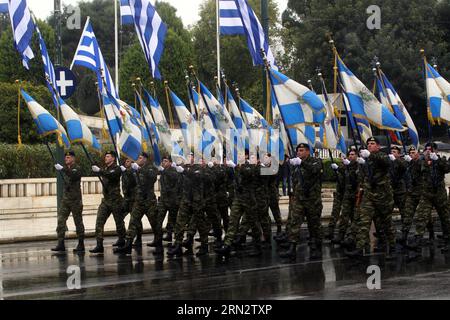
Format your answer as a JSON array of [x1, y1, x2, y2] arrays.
[[2, 228, 450, 300]]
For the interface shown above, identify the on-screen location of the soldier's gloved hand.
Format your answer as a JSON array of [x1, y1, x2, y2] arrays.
[[343, 159, 351, 166], [158, 165, 164, 172], [357, 157, 366, 164], [171, 162, 177, 168], [208, 162, 214, 168], [404, 155, 412, 162], [92, 165, 101, 173], [226, 160, 236, 168], [360, 149, 370, 158], [120, 165, 126, 172], [131, 163, 140, 171], [54, 163, 63, 171], [331, 163, 339, 170], [430, 152, 438, 161], [175, 166, 184, 173], [388, 154, 396, 161], [290, 157, 302, 166]]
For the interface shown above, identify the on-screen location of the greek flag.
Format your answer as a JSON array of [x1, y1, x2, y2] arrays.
[[70, 18, 118, 98], [270, 87, 290, 159], [102, 93, 122, 137], [59, 98, 101, 151], [120, 0, 134, 25], [117, 107, 143, 161], [338, 59, 404, 131], [234, 0, 276, 69], [21, 90, 70, 148], [425, 63, 450, 124], [8, 0, 35, 69], [239, 97, 270, 152], [0, 0, 8, 13], [126, 0, 167, 79], [319, 86, 346, 154], [219, 0, 244, 35]]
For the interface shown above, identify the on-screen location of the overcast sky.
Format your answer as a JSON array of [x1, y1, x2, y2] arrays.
[[29, 0, 289, 27]]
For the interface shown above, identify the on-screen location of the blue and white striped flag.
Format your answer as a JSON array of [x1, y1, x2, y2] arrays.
[[59, 98, 101, 151], [8, 0, 35, 69], [126, 0, 167, 79], [21, 90, 70, 148], [219, 0, 244, 35], [425, 63, 450, 124], [234, 0, 277, 70], [337, 58, 404, 132], [120, 0, 134, 25], [102, 93, 122, 137], [0, 0, 9, 13], [70, 18, 118, 98]]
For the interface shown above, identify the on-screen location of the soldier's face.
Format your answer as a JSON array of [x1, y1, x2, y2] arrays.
[[409, 150, 419, 160], [367, 141, 379, 152], [136, 155, 146, 166], [65, 155, 74, 166], [297, 147, 309, 160], [124, 159, 132, 168], [104, 154, 115, 165], [391, 149, 401, 159], [162, 158, 171, 169], [348, 152, 357, 161]]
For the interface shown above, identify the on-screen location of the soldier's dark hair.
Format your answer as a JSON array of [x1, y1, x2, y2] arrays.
[[105, 150, 117, 158], [162, 154, 172, 162]]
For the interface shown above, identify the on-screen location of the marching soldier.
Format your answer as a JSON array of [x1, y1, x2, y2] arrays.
[[214, 158, 230, 233], [279, 143, 324, 260], [114, 152, 159, 255], [51, 151, 85, 253], [90, 151, 126, 254], [389, 145, 408, 227], [327, 159, 346, 240], [346, 137, 395, 257], [409, 142, 450, 253], [266, 154, 283, 238]]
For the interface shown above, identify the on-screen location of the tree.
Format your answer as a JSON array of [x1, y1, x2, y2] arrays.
[[281, 0, 450, 140], [191, 0, 280, 113]]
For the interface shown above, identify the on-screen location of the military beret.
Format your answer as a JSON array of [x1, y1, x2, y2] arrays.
[[105, 150, 117, 158], [366, 136, 380, 144], [408, 146, 417, 153], [65, 151, 75, 157], [424, 142, 438, 150], [296, 143, 310, 151], [162, 154, 172, 161], [391, 145, 401, 152], [140, 152, 149, 158]]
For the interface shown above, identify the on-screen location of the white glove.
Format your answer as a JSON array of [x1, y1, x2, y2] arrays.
[[175, 166, 184, 173], [54, 164, 63, 171], [131, 163, 140, 171], [331, 163, 339, 170], [430, 152, 438, 161], [289, 157, 302, 166], [260, 163, 266, 168], [171, 162, 177, 168], [404, 155, 412, 162], [158, 165, 164, 172], [343, 159, 351, 166], [226, 160, 236, 168], [92, 165, 100, 173], [208, 162, 214, 168], [120, 165, 126, 172], [389, 154, 396, 161], [360, 149, 371, 158], [357, 157, 366, 165]]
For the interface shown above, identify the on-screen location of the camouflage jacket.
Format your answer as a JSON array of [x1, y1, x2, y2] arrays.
[[134, 163, 158, 202], [389, 158, 407, 194], [160, 166, 181, 205], [405, 158, 423, 195], [61, 164, 82, 201], [292, 156, 323, 200], [359, 151, 391, 193], [97, 163, 122, 199], [421, 155, 450, 191], [122, 168, 136, 200]]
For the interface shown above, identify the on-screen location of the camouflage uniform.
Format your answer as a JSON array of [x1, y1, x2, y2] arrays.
[[354, 152, 394, 250], [223, 163, 259, 246], [413, 156, 450, 239], [401, 157, 424, 235], [56, 164, 84, 239], [226, 165, 235, 209], [158, 166, 181, 236], [94, 163, 126, 241], [288, 156, 324, 248], [328, 164, 345, 237], [338, 160, 359, 241], [214, 164, 230, 232], [268, 173, 283, 232], [389, 157, 407, 224], [121, 168, 141, 235], [126, 163, 158, 242]]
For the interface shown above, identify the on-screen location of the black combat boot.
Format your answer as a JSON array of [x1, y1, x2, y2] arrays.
[[309, 240, 322, 260], [407, 235, 424, 251], [73, 238, 85, 253], [51, 238, 66, 252], [196, 244, 209, 256], [163, 232, 173, 242], [276, 225, 282, 237], [215, 244, 231, 257], [385, 244, 396, 259], [182, 234, 194, 248], [113, 238, 132, 254], [232, 235, 245, 250], [89, 239, 104, 254], [331, 233, 343, 245], [341, 237, 355, 250], [274, 232, 288, 243], [167, 242, 183, 256], [132, 235, 142, 247], [344, 247, 364, 258], [113, 237, 125, 247], [279, 242, 297, 260], [398, 230, 408, 247], [248, 242, 262, 257], [153, 242, 164, 256]]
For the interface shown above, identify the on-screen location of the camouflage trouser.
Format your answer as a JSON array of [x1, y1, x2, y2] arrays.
[[95, 197, 125, 240], [355, 190, 394, 249], [122, 196, 142, 237], [217, 204, 229, 232], [224, 196, 256, 246], [56, 198, 84, 239], [174, 199, 193, 244], [393, 191, 407, 224], [327, 191, 343, 234], [158, 200, 179, 234], [337, 195, 356, 239], [414, 188, 450, 237], [284, 195, 294, 235], [127, 198, 157, 241], [239, 196, 270, 242], [288, 195, 323, 245], [401, 194, 423, 234], [268, 195, 282, 227], [189, 199, 222, 239]]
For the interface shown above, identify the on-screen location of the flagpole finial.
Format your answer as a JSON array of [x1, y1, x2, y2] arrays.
[[132, 83, 136, 88], [214, 76, 218, 85], [164, 80, 169, 88], [136, 77, 141, 82], [420, 49, 425, 57]]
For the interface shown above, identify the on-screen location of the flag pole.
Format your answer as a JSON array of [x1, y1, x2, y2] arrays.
[[216, 0, 221, 88], [114, 0, 119, 94], [420, 49, 433, 143]]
